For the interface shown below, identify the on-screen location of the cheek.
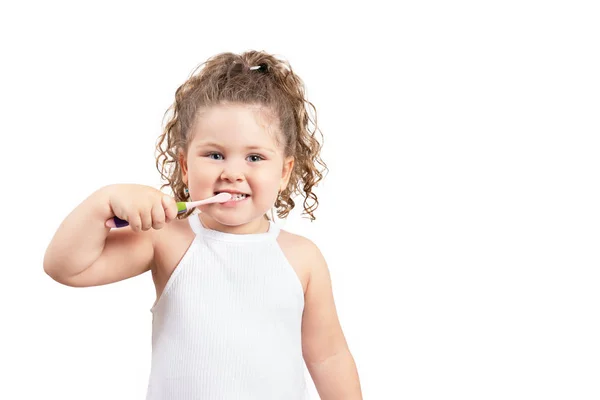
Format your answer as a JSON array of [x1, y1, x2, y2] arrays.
[[186, 163, 218, 192], [189, 159, 217, 179], [249, 171, 282, 193]]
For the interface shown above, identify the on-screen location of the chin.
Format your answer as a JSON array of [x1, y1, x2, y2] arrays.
[[201, 210, 251, 226]]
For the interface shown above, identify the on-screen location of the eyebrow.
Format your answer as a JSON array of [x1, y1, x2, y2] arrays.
[[195, 141, 276, 154]]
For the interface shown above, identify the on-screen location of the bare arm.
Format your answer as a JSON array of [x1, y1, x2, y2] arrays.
[[301, 240, 362, 399], [43, 184, 164, 287], [307, 350, 361, 400]]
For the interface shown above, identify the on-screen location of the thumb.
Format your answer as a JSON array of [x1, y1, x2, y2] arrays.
[[161, 194, 178, 221]]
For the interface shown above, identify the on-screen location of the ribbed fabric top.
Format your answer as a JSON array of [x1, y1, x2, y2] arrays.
[[146, 215, 308, 399]]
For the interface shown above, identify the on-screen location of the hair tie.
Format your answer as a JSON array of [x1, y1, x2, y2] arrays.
[[249, 63, 269, 73]]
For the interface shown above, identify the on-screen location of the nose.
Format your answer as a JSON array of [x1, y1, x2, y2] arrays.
[[220, 160, 246, 182]]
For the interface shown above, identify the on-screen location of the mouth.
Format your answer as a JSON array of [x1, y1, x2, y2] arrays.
[[214, 192, 250, 201]]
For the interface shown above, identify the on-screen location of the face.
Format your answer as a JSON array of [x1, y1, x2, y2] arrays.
[[179, 103, 294, 234]]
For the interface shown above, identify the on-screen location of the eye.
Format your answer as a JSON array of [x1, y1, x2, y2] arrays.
[[207, 152, 223, 160], [247, 154, 264, 162]]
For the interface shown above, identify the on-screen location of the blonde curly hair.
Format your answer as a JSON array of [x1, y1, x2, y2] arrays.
[[155, 50, 328, 221]]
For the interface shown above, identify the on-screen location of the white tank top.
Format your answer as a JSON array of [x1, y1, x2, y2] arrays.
[[146, 215, 309, 399]]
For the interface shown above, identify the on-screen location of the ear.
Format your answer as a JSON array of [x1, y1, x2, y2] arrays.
[[178, 149, 189, 185], [280, 155, 295, 192]]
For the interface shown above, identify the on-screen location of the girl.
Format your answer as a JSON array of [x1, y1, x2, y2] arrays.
[[44, 50, 362, 399]]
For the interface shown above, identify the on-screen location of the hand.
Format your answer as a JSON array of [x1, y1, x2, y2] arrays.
[[104, 184, 179, 231]]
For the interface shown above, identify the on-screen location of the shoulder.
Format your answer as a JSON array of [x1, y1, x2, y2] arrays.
[[277, 228, 323, 263], [277, 228, 327, 291], [277, 228, 314, 250], [151, 216, 195, 272], [152, 215, 193, 248]]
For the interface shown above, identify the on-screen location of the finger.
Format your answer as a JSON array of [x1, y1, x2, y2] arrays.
[[128, 213, 142, 232], [111, 205, 127, 223], [162, 195, 178, 222], [151, 201, 166, 230], [110, 206, 129, 228], [140, 208, 153, 231]]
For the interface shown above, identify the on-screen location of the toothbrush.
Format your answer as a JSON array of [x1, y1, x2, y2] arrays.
[[105, 192, 232, 228]]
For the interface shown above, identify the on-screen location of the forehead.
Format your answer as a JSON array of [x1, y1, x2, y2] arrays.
[[190, 103, 279, 148]]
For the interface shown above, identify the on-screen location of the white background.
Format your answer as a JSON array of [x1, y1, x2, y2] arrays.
[[1, 1, 599, 399]]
